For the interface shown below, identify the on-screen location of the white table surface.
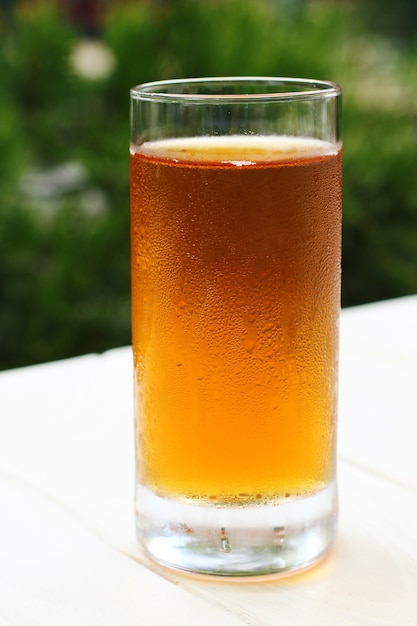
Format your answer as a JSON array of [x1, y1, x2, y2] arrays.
[[1, 295, 417, 625]]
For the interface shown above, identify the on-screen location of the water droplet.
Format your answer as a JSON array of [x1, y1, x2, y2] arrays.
[[273, 526, 285, 546], [244, 338, 257, 353], [220, 528, 231, 553]]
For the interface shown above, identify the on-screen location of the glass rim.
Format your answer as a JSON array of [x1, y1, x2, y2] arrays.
[[130, 76, 341, 103]]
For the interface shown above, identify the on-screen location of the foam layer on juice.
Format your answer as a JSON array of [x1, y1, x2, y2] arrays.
[[130, 135, 339, 165]]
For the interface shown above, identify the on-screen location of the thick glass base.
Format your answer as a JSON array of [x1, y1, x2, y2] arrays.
[[135, 481, 338, 577]]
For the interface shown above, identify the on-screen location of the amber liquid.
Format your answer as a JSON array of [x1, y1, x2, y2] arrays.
[[130, 136, 342, 505]]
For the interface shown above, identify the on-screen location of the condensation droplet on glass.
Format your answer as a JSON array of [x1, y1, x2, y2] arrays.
[[244, 337, 257, 353], [220, 528, 231, 553]]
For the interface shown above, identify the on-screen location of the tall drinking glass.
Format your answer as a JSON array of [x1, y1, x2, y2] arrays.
[[130, 77, 342, 577]]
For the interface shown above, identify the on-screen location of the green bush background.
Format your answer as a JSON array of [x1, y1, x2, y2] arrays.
[[1, 0, 416, 370]]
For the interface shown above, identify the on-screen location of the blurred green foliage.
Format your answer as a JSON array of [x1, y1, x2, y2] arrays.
[[0, 0, 416, 370], [362, 0, 417, 39]]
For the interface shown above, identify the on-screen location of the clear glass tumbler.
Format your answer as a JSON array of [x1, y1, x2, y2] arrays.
[[130, 77, 342, 577]]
